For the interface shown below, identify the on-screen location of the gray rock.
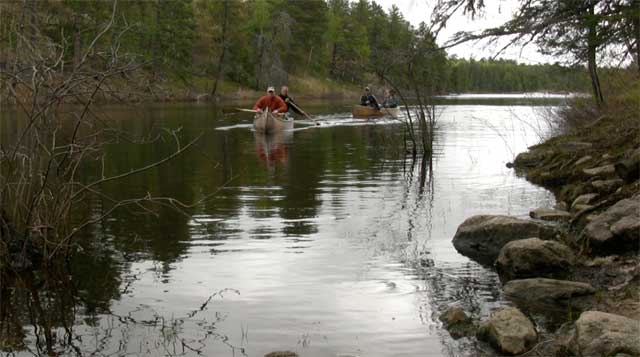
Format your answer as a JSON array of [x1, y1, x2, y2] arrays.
[[583, 164, 616, 177], [452, 215, 558, 265], [439, 306, 475, 339], [476, 307, 537, 355], [265, 352, 298, 357], [591, 179, 624, 193], [572, 193, 599, 211], [573, 204, 595, 214], [439, 306, 471, 325], [503, 278, 595, 306], [615, 148, 640, 183], [495, 238, 575, 281], [554, 201, 569, 211], [569, 311, 640, 357], [530, 208, 572, 222], [562, 141, 593, 151], [583, 255, 617, 267], [513, 150, 551, 168], [610, 215, 640, 241], [582, 196, 640, 254], [575, 155, 593, 166]]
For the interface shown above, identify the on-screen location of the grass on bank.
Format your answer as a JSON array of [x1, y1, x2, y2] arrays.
[[535, 70, 639, 155], [514, 70, 639, 206]]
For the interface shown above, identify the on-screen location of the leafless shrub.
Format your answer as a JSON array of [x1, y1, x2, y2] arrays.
[[0, 0, 204, 271]]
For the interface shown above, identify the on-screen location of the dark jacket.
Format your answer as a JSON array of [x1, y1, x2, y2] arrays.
[[279, 94, 303, 115], [360, 94, 380, 109]]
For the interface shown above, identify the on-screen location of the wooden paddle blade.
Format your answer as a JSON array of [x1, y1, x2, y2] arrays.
[[236, 108, 258, 113]]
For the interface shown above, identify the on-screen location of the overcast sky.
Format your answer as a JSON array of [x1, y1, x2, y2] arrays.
[[375, 0, 557, 64]]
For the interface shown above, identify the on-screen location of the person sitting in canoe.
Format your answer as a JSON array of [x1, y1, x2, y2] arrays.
[[279, 86, 303, 115], [381, 89, 399, 108], [359, 87, 380, 110], [253, 86, 287, 114]]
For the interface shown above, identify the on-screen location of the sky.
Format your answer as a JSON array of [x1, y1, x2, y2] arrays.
[[375, 0, 557, 64]]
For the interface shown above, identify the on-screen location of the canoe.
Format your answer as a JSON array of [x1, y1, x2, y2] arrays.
[[352, 105, 401, 119], [253, 111, 294, 133]]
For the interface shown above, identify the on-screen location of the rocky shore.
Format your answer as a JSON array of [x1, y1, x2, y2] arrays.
[[441, 117, 640, 356]]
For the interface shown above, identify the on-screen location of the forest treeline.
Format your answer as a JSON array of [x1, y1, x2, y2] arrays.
[[0, 0, 592, 97], [446, 59, 591, 93]]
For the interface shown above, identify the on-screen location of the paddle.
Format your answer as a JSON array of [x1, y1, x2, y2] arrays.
[[235, 108, 259, 113], [287, 101, 314, 120]]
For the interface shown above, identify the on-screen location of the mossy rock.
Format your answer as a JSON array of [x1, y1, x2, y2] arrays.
[[513, 150, 553, 168], [559, 183, 595, 205]]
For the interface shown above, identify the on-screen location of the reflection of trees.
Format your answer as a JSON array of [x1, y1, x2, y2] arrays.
[[0, 246, 122, 355], [1, 264, 245, 355], [277, 126, 399, 237]]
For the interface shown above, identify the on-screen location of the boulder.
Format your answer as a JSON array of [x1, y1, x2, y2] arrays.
[[529, 208, 572, 222], [560, 183, 593, 206], [495, 238, 575, 281], [265, 352, 298, 357], [591, 179, 624, 193], [439, 306, 475, 339], [452, 215, 558, 265], [562, 141, 593, 151], [503, 278, 595, 307], [582, 195, 640, 255], [575, 155, 593, 166], [554, 201, 569, 211], [533, 170, 571, 186], [573, 204, 595, 214], [615, 147, 640, 183], [476, 307, 537, 355], [610, 216, 640, 241], [569, 311, 640, 357], [571, 193, 599, 211], [513, 150, 551, 168], [583, 164, 616, 177]]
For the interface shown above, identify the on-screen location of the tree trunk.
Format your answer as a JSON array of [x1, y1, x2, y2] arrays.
[[330, 43, 337, 76], [633, 0, 640, 74], [211, 0, 229, 97], [73, 25, 81, 69], [587, 3, 604, 105], [307, 46, 313, 72], [14, 1, 29, 72], [255, 34, 264, 89], [152, 0, 162, 80]]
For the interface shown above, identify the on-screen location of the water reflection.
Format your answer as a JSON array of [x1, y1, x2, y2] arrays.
[[0, 99, 558, 356], [254, 131, 291, 168]]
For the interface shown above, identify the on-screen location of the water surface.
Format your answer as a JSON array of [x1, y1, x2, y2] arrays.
[[1, 97, 561, 356]]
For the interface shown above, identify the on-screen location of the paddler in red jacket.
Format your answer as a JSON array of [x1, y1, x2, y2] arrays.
[[253, 86, 287, 113]]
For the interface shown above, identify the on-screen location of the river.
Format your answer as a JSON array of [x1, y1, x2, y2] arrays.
[[1, 94, 566, 356]]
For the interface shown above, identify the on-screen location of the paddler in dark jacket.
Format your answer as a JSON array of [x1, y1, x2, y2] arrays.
[[253, 86, 287, 113], [359, 87, 380, 110], [278, 86, 304, 115]]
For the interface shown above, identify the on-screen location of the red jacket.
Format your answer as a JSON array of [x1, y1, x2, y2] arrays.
[[253, 95, 287, 112]]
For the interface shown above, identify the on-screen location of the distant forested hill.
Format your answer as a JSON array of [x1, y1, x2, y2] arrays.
[[0, 0, 593, 97]]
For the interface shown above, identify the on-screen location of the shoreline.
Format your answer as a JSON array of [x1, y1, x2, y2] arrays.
[[442, 113, 639, 355]]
